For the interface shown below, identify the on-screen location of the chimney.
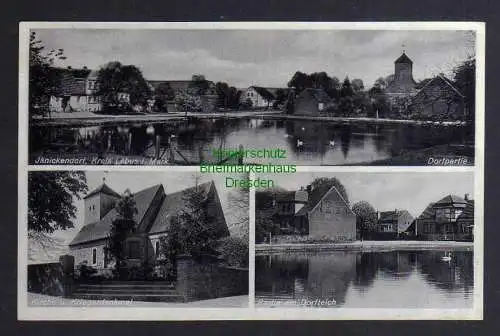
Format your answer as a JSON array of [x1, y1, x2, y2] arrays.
[[464, 193, 469, 201]]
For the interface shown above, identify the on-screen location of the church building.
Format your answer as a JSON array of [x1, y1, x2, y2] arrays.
[[385, 51, 418, 100]]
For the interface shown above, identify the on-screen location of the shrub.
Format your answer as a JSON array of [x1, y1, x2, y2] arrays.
[[75, 261, 97, 282], [217, 236, 249, 268]]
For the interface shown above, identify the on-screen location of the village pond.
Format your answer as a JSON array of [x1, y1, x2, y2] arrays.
[[30, 118, 474, 165], [255, 250, 474, 308]]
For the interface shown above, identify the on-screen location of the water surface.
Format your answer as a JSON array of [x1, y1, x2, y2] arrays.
[[30, 118, 474, 165], [255, 250, 474, 308]]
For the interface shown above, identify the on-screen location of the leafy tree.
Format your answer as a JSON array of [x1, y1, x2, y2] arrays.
[[352, 201, 378, 239], [153, 82, 175, 112], [216, 236, 249, 267], [97, 61, 151, 112], [453, 57, 476, 120], [309, 177, 349, 205], [28, 171, 88, 234], [351, 78, 365, 93], [158, 217, 183, 279], [189, 74, 211, 95], [273, 88, 287, 108], [176, 186, 227, 258], [105, 191, 138, 279], [255, 190, 282, 243], [288, 71, 312, 94], [338, 77, 354, 116], [373, 77, 389, 90], [29, 31, 67, 117]]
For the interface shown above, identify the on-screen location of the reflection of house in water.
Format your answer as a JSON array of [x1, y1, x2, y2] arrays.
[[256, 250, 474, 307], [416, 250, 474, 293], [255, 253, 356, 306]]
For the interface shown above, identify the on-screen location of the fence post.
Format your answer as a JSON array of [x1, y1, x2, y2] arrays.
[[155, 135, 161, 159], [127, 132, 133, 155], [59, 255, 75, 298]]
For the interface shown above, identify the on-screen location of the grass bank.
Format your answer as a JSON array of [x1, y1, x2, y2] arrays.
[[256, 240, 474, 255]]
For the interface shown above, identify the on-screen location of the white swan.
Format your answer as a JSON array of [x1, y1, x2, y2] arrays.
[[297, 139, 304, 147], [329, 140, 335, 147], [441, 253, 451, 262]]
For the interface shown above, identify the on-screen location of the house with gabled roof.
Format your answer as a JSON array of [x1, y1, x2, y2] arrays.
[[293, 184, 356, 241], [69, 180, 229, 270], [48, 67, 131, 113], [408, 74, 467, 119], [240, 86, 281, 109], [292, 88, 336, 116], [377, 209, 414, 238], [415, 194, 474, 241]]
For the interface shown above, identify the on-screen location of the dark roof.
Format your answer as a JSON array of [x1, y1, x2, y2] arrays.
[[417, 195, 471, 221], [300, 88, 332, 103], [49, 67, 91, 96], [72, 184, 159, 245], [251, 86, 276, 101], [295, 184, 349, 217], [417, 202, 436, 220], [395, 52, 413, 64], [83, 183, 121, 200], [413, 75, 465, 99], [434, 195, 467, 206], [71, 184, 163, 246], [148, 181, 213, 234], [379, 211, 399, 222]]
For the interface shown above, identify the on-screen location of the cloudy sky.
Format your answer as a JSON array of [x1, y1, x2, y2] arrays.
[[262, 171, 474, 217], [33, 29, 474, 88], [51, 171, 247, 245]]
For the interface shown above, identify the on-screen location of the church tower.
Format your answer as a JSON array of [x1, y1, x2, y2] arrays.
[[83, 179, 121, 225], [386, 51, 417, 98], [394, 51, 414, 83]]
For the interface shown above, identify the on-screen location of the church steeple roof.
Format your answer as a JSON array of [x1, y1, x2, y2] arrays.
[[395, 52, 413, 64], [83, 182, 121, 199]]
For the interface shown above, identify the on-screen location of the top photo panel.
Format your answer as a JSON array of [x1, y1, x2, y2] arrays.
[[22, 23, 483, 167]]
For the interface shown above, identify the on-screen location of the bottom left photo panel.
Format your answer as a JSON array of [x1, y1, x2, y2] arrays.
[[24, 170, 250, 308]]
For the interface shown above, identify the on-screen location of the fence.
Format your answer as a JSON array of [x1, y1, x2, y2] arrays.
[[176, 254, 249, 302], [27, 255, 74, 297]]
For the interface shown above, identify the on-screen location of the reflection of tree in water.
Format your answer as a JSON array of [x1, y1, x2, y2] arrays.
[[353, 253, 379, 290], [255, 252, 357, 306], [284, 120, 329, 159], [416, 251, 473, 293], [339, 125, 352, 158]]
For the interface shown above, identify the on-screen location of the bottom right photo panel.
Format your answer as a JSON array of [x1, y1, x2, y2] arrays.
[[255, 171, 477, 309]]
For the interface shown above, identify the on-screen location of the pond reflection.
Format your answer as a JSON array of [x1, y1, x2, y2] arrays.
[[255, 250, 474, 308], [30, 118, 474, 165]]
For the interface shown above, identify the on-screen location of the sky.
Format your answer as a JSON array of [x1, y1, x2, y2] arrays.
[[33, 29, 475, 88], [261, 171, 474, 218], [51, 171, 248, 245]]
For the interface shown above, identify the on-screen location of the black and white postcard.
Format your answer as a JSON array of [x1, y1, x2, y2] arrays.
[[18, 22, 484, 320]]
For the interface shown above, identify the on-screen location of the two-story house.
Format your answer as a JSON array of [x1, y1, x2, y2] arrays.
[[415, 194, 474, 241], [294, 184, 356, 241], [377, 209, 414, 238]]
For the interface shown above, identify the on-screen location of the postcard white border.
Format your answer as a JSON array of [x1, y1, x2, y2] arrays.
[[18, 21, 485, 320]]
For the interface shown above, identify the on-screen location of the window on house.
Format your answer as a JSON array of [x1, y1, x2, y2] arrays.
[[92, 248, 97, 265], [155, 241, 160, 258]]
